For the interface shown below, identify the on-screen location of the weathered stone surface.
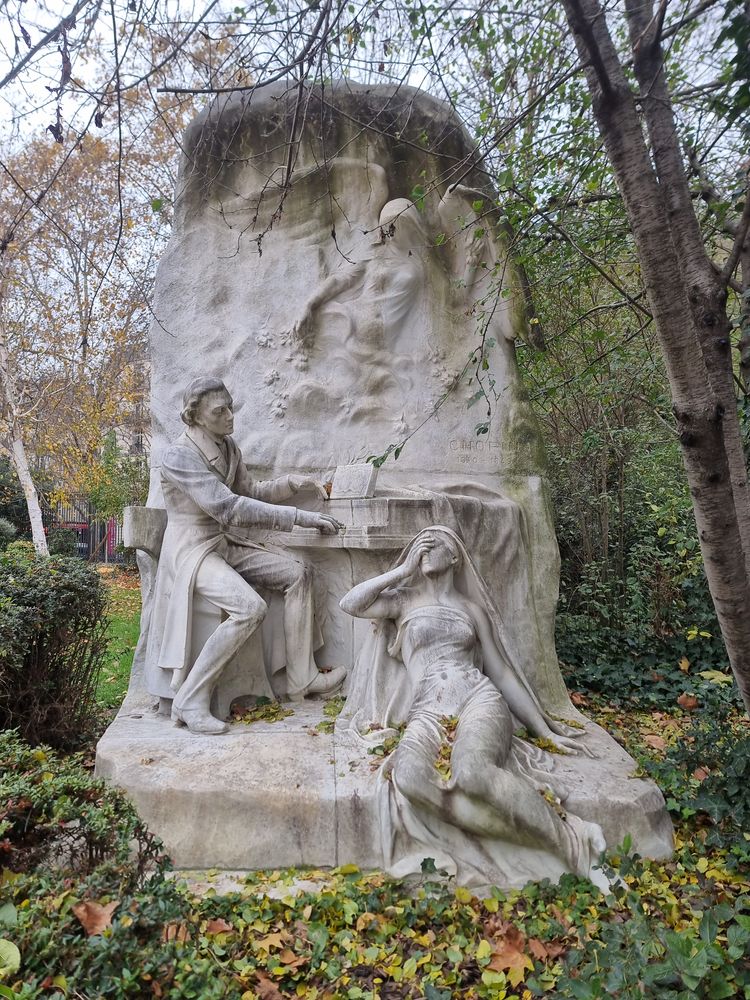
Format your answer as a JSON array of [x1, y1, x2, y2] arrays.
[[144, 81, 565, 709], [97, 702, 672, 886], [98, 702, 336, 870], [95, 82, 674, 888], [330, 464, 379, 500]]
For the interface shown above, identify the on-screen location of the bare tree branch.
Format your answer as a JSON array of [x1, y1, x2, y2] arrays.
[[158, 0, 336, 95], [0, 0, 98, 92], [721, 184, 750, 285]]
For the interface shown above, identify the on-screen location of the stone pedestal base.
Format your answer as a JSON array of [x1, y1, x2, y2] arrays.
[[96, 700, 673, 879]]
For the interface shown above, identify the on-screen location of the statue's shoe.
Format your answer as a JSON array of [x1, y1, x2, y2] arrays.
[[289, 665, 347, 702], [172, 706, 229, 735]]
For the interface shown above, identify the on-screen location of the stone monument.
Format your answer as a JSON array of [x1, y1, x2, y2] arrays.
[[95, 81, 673, 888]]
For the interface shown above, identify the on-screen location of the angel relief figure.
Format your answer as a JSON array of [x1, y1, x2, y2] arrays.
[[339, 526, 609, 891], [284, 197, 429, 426], [292, 197, 427, 352], [437, 183, 545, 351]]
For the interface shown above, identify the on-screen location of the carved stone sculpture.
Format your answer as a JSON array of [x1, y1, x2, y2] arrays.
[[339, 526, 609, 890], [96, 83, 673, 879], [145, 376, 345, 733], [144, 81, 565, 709]]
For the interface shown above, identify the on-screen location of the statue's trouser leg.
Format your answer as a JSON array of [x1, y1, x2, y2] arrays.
[[391, 683, 590, 877], [173, 552, 267, 715], [229, 546, 316, 697]]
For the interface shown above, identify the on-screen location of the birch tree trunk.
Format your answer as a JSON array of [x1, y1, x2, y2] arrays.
[[560, 0, 750, 711], [0, 310, 49, 556], [10, 434, 49, 556]]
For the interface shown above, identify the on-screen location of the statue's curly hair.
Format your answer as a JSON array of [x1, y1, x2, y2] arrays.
[[180, 376, 230, 426]]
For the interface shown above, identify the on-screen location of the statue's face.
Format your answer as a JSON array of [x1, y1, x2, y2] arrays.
[[194, 389, 234, 438], [419, 533, 459, 577]]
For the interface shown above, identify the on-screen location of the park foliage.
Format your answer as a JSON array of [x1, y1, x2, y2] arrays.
[[0, 577, 746, 999], [1, 693, 749, 999], [0, 543, 109, 750], [0, 1, 748, 995]]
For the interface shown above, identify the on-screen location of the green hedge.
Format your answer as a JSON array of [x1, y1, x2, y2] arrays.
[[0, 543, 109, 749]]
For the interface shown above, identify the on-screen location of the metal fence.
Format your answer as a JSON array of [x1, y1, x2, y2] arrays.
[[46, 495, 126, 564]]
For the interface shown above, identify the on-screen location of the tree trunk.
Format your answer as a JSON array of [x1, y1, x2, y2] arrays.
[[0, 310, 49, 556], [561, 0, 750, 711], [624, 0, 750, 569], [739, 245, 750, 393], [11, 435, 48, 556]]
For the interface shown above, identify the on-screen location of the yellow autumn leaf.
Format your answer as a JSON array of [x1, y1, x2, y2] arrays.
[[698, 670, 732, 686], [476, 939, 492, 962]]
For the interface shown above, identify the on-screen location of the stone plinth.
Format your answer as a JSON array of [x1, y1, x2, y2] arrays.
[[96, 701, 673, 885]]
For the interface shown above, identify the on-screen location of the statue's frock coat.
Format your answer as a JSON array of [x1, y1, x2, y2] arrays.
[[144, 427, 296, 699]]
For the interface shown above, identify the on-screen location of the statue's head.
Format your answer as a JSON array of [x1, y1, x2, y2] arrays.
[[413, 527, 463, 578], [378, 198, 425, 251], [181, 377, 234, 437]]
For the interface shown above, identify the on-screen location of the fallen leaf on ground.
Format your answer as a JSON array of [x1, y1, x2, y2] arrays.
[[72, 899, 119, 936], [490, 944, 534, 986], [279, 947, 307, 969], [205, 918, 233, 934], [485, 919, 535, 986], [254, 972, 284, 999], [256, 932, 288, 951], [549, 905, 572, 929], [677, 693, 699, 711], [643, 734, 667, 751], [162, 922, 190, 943], [528, 937, 567, 961]]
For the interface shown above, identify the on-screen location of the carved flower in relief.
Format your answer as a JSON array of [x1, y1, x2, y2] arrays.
[[271, 397, 288, 419], [285, 351, 308, 372]]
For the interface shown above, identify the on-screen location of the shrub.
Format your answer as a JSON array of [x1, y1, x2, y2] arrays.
[[47, 526, 80, 557], [0, 733, 180, 999], [556, 488, 737, 712], [0, 730, 165, 885], [0, 517, 16, 551], [0, 546, 109, 749], [642, 715, 750, 866]]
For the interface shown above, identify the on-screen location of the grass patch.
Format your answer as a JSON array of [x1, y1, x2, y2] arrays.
[[96, 569, 141, 710]]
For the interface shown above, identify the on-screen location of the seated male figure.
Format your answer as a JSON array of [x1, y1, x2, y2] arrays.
[[145, 376, 345, 734]]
